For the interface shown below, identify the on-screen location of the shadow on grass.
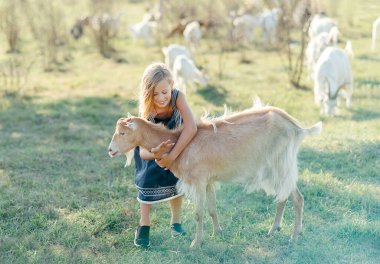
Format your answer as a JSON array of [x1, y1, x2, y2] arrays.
[[351, 108, 380, 121], [355, 77, 380, 88], [196, 84, 228, 106], [299, 143, 380, 184], [1, 93, 137, 133]]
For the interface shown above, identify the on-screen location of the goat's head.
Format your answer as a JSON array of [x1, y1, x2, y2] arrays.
[[197, 72, 209, 88], [108, 116, 139, 157], [322, 96, 338, 116], [70, 21, 83, 39], [70, 16, 91, 39]]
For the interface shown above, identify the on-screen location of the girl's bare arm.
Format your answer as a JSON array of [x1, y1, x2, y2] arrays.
[[156, 91, 197, 168]]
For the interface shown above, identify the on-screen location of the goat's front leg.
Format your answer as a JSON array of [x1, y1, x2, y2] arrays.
[[190, 187, 206, 248], [206, 183, 222, 237], [267, 199, 287, 236]]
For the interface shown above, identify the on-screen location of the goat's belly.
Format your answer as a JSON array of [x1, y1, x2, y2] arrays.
[[215, 169, 257, 185], [213, 166, 289, 198]]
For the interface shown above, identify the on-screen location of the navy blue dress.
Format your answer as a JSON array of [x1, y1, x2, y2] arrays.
[[134, 89, 183, 204]]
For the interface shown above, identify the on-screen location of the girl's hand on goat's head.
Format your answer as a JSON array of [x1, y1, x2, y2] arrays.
[[151, 140, 175, 159]]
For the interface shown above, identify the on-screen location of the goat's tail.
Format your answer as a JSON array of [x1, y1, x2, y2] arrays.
[[303, 121, 323, 137]]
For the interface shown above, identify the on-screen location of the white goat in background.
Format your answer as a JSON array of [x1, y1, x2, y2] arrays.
[[306, 27, 339, 79], [172, 55, 208, 94], [70, 13, 123, 39], [260, 8, 282, 46], [183, 21, 202, 52], [308, 13, 338, 40], [314, 46, 353, 116], [162, 44, 192, 70], [371, 16, 380, 50], [129, 20, 157, 47], [232, 14, 261, 46]]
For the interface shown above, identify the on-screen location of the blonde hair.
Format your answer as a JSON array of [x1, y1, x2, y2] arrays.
[[139, 62, 173, 119]]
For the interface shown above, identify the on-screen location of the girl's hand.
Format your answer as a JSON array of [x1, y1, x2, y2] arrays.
[[151, 140, 175, 159], [155, 153, 175, 170]]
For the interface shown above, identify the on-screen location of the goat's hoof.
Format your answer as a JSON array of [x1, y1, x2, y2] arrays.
[[267, 226, 281, 237], [212, 226, 222, 237], [289, 232, 302, 243]]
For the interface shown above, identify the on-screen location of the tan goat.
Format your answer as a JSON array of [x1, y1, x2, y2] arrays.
[[108, 103, 322, 247]]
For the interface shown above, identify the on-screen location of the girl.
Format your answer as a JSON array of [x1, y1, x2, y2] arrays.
[[133, 62, 197, 248]]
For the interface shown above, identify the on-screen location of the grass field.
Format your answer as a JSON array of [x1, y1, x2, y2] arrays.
[[0, 0, 379, 263]]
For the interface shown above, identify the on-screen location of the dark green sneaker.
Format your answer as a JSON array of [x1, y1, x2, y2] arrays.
[[171, 223, 186, 237], [134, 226, 150, 248]]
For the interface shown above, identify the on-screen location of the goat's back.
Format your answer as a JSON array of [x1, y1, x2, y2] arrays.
[[174, 107, 319, 202]]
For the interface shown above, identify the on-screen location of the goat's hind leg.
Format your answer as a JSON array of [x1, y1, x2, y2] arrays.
[[267, 199, 287, 236], [290, 187, 304, 241], [206, 183, 222, 237]]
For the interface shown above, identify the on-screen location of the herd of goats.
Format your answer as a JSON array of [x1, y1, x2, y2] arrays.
[[69, 4, 380, 116]]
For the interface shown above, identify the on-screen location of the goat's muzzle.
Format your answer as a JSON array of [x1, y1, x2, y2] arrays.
[[108, 147, 119, 157]]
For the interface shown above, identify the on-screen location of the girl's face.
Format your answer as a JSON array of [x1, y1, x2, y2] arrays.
[[153, 79, 173, 110]]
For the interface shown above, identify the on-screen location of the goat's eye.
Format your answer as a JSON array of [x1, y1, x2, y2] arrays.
[[120, 132, 125, 136]]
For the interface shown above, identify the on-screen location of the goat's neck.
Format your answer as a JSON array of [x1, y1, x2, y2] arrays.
[[139, 121, 180, 150]]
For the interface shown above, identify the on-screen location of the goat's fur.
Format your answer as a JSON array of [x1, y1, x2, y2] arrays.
[[108, 101, 322, 247]]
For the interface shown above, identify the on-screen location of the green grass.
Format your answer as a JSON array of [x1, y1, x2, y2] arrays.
[[1, 0, 379, 263]]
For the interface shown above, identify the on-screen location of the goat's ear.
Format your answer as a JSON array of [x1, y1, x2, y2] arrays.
[[123, 121, 137, 130], [119, 117, 132, 123]]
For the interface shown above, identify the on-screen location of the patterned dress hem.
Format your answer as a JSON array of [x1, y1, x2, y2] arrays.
[[136, 193, 184, 204]]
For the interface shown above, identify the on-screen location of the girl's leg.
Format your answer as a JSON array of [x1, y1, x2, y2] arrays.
[[135, 203, 151, 248], [169, 196, 186, 236], [140, 203, 151, 226], [169, 196, 182, 224]]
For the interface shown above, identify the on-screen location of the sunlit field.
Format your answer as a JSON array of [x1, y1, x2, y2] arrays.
[[0, 0, 379, 263]]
